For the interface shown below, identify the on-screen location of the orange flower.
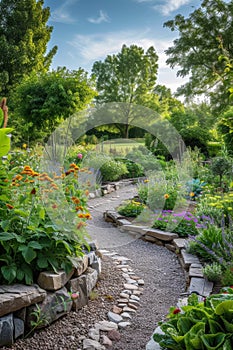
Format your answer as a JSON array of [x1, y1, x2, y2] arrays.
[[164, 194, 170, 199], [85, 190, 89, 196], [85, 213, 92, 220], [15, 175, 23, 181], [75, 206, 83, 211], [6, 203, 14, 209], [189, 192, 195, 197], [77, 222, 86, 229], [72, 197, 80, 205], [78, 213, 86, 218]]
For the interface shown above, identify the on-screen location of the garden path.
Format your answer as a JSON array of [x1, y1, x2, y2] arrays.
[[86, 185, 186, 350]]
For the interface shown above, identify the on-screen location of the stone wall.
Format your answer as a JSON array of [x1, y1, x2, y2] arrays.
[[0, 244, 101, 347]]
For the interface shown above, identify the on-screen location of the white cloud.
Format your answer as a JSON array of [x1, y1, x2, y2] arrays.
[[67, 29, 187, 92], [155, 0, 192, 16], [88, 10, 110, 24], [50, 0, 78, 24]]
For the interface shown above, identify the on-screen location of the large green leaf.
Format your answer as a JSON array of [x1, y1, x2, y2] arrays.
[[28, 241, 43, 250], [184, 322, 205, 350], [201, 333, 226, 350], [221, 316, 233, 333], [177, 317, 195, 335], [19, 245, 37, 263], [0, 232, 16, 241], [37, 253, 49, 269], [0, 128, 13, 157], [1, 264, 17, 283], [0, 109, 4, 128], [215, 301, 233, 316]]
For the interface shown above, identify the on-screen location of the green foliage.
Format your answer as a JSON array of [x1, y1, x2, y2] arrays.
[[0, 128, 13, 157], [154, 292, 233, 350], [221, 268, 233, 287], [164, 0, 233, 109], [115, 158, 144, 178], [92, 44, 159, 138], [202, 262, 222, 283], [186, 178, 207, 201], [100, 159, 128, 182], [211, 157, 232, 187], [117, 200, 145, 218], [11, 67, 96, 145], [0, 0, 57, 96], [0, 162, 90, 284]]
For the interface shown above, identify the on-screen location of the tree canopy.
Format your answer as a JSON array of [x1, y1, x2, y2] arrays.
[[11, 67, 97, 145], [164, 0, 233, 110], [0, 0, 57, 96]]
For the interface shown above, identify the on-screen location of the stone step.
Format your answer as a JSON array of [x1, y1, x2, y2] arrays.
[[181, 250, 200, 270], [143, 228, 179, 241], [189, 263, 204, 278], [188, 277, 213, 296], [173, 238, 187, 252]]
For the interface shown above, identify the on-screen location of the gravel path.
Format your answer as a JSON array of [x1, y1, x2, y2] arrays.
[[4, 184, 186, 350]]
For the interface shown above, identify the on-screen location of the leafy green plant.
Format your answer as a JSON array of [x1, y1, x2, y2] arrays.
[[100, 159, 128, 181], [154, 292, 233, 349], [186, 178, 206, 201], [0, 162, 91, 285], [202, 262, 222, 283], [117, 200, 145, 217], [221, 267, 233, 287]]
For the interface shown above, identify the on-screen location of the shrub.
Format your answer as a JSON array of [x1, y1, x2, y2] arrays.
[[117, 200, 145, 217], [0, 162, 90, 285], [100, 160, 128, 181], [202, 262, 222, 282]]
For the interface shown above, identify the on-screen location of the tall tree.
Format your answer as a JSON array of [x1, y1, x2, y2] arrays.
[[164, 0, 233, 110], [11, 67, 96, 145], [91, 44, 159, 138], [0, 0, 57, 96]]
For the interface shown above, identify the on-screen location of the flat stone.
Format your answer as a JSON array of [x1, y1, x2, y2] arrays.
[[86, 267, 98, 295], [123, 284, 138, 290], [14, 317, 24, 339], [181, 250, 200, 270], [144, 228, 178, 241], [107, 329, 121, 342], [112, 305, 122, 314], [117, 298, 129, 303], [112, 256, 131, 262], [123, 306, 136, 313], [102, 335, 112, 347], [144, 235, 159, 243], [83, 338, 105, 350], [146, 327, 164, 350], [121, 290, 132, 295], [0, 285, 46, 317], [73, 255, 89, 277], [121, 312, 132, 319], [118, 303, 127, 308], [88, 328, 100, 341], [121, 268, 129, 273], [189, 264, 204, 278], [67, 275, 88, 310], [119, 292, 129, 299], [130, 295, 140, 301], [128, 299, 139, 306], [120, 225, 148, 235], [138, 279, 145, 286], [107, 311, 123, 324], [126, 278, 138, 285], [116, 265, 130, 269], [95, 321, 118, 331], [173, 238, 187, 251], [128, 303, 138, 310], [165, 243, 176, 252], [133, 290, 142, 296], [117, 219, 132, 226], [37, 269, 74, 291], [91, 256, 102, 276], [118, 321, 131, 328], [189, 277, 213, 296]]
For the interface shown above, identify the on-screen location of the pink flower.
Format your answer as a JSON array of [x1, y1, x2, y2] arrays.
[[77, 153, 83, 159], [71, 292, 79, 300]]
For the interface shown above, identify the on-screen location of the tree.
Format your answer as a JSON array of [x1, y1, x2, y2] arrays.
[[164, 0, 233, 109], [11, 67, 97, 145], [0, 0, 57, 96], [91, 44, 159, 138], [217, 107, 233, 155]]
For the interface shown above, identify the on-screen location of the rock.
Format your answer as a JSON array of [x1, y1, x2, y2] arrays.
[[112, 256, 131, 262], [144, 235, 160, 243], [107, 329, 121, 342], [89, 192, 96, 199], [116, 265, 130, 269], [37, 269, 74, 291], [128, 299, 139, 306], [102, 335, 112, 347], [0, 284, 46, 317], [86, 267, 98, 295], [119, 292, 129, 299], [144, 228, 178, 241], [173, 238, 187, 252], [126, 278, 138, 284], [189, 263, 204, 278], [13, 317, 24, 339], [67, 275, 88, 310], [112, 305, 122, 314], [83, 338, 105, 350], [130, 295, 140, 301], [120, 225, 148, 235], [146, 326, 164, 350], [91, 256, 102, 276], [95, 321, 118, 331], [107, 311, 123, 324], [138, 279, 145, 286], [118, 321, 131, 328], [189, 277, 213, 296], [73, 255, 89, 277], [87, 252, 97, 265], [116, 219, 132, 226], [88, 328, 100, 341], [133, 290, 142, 296], [181, 250, 200, 270], [123, 284, 138, 290], [0, 314, 14, 347], [117, 298, 129, 303], [128, 303, 138, 310], [26, 287, 72, 328], [123, 306, 137, 313], [165, 243, 176, 252], [121, 312, 132, 319]]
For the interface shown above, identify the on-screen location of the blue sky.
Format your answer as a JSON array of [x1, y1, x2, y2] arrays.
[[44, 0, 201, 93]]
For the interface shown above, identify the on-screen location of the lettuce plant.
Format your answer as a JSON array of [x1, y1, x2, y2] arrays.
[[154, 291, 233, 349]]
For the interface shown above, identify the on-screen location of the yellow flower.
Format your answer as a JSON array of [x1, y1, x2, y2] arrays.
[[22, 143, 27, 149], [189, 192, 195, 197], [164, 194, 169, 199], [144, 179, 149, 183], [228, 207, 232, 211]]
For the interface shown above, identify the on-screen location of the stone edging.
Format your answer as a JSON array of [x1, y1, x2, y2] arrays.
[[0, 246, 101, 348], [103, 210, 214, 350]]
